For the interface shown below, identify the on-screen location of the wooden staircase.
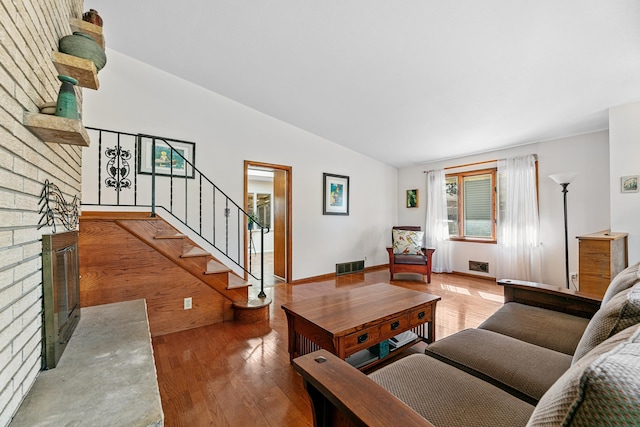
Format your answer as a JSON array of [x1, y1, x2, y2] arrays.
[[79, 211, 271, 337]]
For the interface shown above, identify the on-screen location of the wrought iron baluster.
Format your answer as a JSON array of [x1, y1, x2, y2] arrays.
[[151, 137, 156, 217], [97, 130, 102, 205]]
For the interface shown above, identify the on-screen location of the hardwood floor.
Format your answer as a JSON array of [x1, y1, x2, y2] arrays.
[[152, 269, 504, 426]]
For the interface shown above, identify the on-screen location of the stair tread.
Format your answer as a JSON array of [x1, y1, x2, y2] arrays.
[[204, 259, 231, 274], [155, 230, 187, 239], [233, 297, 272, 309], [227, 274, 251, 289], [180, 244, 211, 258]]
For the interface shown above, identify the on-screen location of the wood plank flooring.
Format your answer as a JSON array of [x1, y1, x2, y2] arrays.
[[152, 269, 504, 426]]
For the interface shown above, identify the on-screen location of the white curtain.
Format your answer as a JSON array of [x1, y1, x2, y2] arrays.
[[425, 169, 452, 273], [496, 155, 542, 281]]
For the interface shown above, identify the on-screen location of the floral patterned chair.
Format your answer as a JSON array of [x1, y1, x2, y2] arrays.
[[386, 226, 435, 283]]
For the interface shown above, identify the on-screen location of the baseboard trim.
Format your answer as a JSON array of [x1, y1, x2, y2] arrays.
[[291, 264, 388, 285], [452, 270, 496, 281], [290, 266, 496, 285]]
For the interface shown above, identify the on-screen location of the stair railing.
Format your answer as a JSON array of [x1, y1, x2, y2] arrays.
[[83, 127, 268, 298]]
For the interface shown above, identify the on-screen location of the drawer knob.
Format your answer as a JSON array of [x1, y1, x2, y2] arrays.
[[357, 333, 368, 343], [417, 311, 426, 320], [391, 321, 400, 330]]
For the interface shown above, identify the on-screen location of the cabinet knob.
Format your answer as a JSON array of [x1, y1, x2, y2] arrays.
[[357, 333, 368, 344], [391, 321, 400, 330], [417, 311, 426, 320]]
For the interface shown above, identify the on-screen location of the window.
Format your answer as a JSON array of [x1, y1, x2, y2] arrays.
[[247, 192, 271, 229], [446, 169, 496, 241]]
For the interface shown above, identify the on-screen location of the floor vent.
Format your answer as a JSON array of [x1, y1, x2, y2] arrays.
[[469, 260, 489, 273], [336, 260, 365, 276]]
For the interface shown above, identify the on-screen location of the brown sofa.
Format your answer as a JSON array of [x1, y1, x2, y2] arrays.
[[293, 262, 640, 427]]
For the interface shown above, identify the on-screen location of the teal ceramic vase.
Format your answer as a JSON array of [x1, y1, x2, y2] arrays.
[[59, 31, 107, 71], [55, 75, 79, 119]]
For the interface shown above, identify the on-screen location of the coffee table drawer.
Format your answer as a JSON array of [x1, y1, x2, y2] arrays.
[[408, 305, 432, 327], [379, 316, 409, 340], [344, 326, 381, 354]]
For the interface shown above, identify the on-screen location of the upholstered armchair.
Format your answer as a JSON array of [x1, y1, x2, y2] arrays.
[[386, 226, 435, 283]]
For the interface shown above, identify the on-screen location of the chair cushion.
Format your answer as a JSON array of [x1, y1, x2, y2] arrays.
[[478, 303, 590, 355], [527, 323, 640, 426], [392, 229, 424, 255], [601, 260, 640, 306], [369, 354, 535, 427], [425, 328, 571, 403], [394, 254, 427, 265], [572, 282, 640, 363]]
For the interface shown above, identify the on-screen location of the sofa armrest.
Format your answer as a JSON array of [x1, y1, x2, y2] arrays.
[[497, 279, 602, 319], [293, 350, 434, 427]]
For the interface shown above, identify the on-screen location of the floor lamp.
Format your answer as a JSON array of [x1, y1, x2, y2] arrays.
[[549, 173, 577, 289]]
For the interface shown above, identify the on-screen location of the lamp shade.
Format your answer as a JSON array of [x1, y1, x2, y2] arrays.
[[549, 173, 577, 185]]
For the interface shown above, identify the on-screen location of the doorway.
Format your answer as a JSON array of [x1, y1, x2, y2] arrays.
[[244, 161, 292, 285]]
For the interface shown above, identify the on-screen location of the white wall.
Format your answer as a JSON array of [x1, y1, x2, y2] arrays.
[[610, 102, 640, 262], [82, 50, 398, 280], [398, 131, 610, 286]]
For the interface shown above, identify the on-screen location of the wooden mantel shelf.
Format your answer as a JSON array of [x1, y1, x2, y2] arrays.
[[69, 18, 105, 49], [24, 112, 90, 146], [52, 51, 99, 90]]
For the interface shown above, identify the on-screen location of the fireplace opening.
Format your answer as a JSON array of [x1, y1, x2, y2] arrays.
[[42, 231, 81, 369]]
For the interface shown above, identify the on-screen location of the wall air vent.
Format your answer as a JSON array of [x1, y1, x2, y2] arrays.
[[336, 260, 365, 276], [469, 260, 489, 273]]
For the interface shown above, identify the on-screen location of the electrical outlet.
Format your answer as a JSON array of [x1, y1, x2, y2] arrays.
[[184, 297, 192, 310], [570, 273, 578, 280]]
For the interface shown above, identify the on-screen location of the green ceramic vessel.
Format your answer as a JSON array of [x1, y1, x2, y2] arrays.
[[59, 31, 107, 71], [55, 75, 79, 119]]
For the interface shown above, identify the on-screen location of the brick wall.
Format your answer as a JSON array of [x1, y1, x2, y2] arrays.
[[0, 1, 84, 425]]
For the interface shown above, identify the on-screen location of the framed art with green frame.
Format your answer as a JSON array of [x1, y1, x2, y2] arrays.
[[407, 189, 418, 208]]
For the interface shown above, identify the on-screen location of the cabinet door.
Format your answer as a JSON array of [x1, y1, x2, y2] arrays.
[[578, 239, 610, 296]]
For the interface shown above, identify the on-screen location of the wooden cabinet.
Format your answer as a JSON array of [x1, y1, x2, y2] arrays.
[[577, 231, 628, 297]]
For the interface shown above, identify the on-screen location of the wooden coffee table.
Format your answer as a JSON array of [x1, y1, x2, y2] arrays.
[[281, 283, 440, 370]]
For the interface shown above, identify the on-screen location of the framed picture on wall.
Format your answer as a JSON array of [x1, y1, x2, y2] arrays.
[[138, 137, 196, 178], [323, 173, 349, 215], [406, 189, 418, 208], [621, 175, 639, 193]]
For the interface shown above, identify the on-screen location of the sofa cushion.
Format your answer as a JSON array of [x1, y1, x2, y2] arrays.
[[527, 323, 640, 426], [392, 229, 424, 255], [478, 303, 590, 355], [572, 283, 640, 363], [601, 260, 640, 306], [425, 328, 571, 403], [394, 253, 427, 265], [369, 353, 535, 427]]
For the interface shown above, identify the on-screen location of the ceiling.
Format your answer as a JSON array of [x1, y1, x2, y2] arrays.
[[84, 1, 640, 168]]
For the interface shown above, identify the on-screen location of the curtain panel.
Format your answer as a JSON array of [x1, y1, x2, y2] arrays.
[[426, 169, 453, 273], [496, 155, 542, 282]]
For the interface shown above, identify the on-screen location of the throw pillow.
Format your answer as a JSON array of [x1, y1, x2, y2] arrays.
[[392, 229, 424, 255], [526, 323, 640, 427], [572, 283, 640, 363], [601, 260, 640, 306]]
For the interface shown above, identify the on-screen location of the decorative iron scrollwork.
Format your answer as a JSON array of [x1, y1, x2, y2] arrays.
[[38, 179, 79, 233], [105, 146, 131, 191]]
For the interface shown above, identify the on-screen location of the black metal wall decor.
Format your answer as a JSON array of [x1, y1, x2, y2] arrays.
[[38, 179, 79, 233], [105, 146, 132, 191]]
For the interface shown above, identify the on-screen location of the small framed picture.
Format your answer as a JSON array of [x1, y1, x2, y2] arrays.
[[138, 136, 196, 178], [323, 173, 349, 215], [621, 175, 639, 193], [406, 189, 418, 208]]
